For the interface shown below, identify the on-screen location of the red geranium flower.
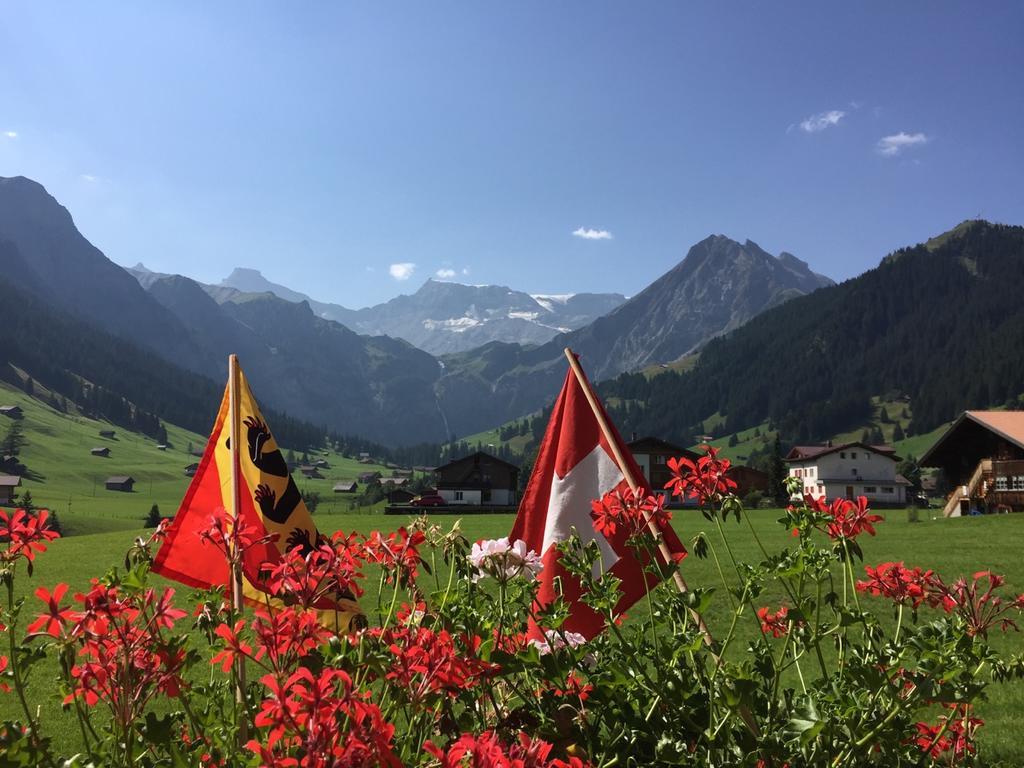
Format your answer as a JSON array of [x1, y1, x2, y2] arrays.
[[26, 583, 76, 637], [757, 605, 790, 638]]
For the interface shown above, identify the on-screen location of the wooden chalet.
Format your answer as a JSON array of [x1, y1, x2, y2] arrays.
[[434, 451, 520, 507], [627, 437, 699, 497], [0, 475, 20, 504], [921, 411, 1024, 517], [90, 447, 111, 457], [99, 429, 116, 439], [184, 462, 200, 477], [358, 471, 382, 484], [0, 405, 24, 419], [333, 481, 358, 494], [299, 466, 323, 479], [725, 465, 770, 496], [105, 476, 135, 492]]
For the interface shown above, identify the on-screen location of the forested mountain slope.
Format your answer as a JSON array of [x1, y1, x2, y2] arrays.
[[600, 221, 1024, 446]]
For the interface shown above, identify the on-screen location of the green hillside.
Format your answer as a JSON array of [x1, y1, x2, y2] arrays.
[[0, 381, 403, 535]]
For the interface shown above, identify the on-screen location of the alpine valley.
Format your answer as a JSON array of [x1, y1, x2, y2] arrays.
[[3, 174, 1022, 454]]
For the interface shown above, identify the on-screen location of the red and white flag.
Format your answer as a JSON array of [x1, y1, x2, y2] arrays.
[[510, 360, 686, 639]]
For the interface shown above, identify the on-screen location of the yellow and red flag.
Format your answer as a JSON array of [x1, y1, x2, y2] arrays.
[[153, 362, 363, 630]]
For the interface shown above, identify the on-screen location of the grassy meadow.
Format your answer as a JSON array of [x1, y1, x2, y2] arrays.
[[2, 508, 1023, 762], [0, 381, 402, 536]]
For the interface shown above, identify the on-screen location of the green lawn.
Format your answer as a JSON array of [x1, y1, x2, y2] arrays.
[[2, 509, 1023, 762]]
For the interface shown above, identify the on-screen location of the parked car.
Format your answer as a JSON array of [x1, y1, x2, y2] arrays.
[[410, 493, 445, 507]]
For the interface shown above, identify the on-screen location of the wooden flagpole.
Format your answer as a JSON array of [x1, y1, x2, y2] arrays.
[[227, 355, 249, 743], [562, 347, 718, 649]]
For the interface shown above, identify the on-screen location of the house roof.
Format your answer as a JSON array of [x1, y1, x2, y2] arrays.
[[786, 442, 899, 463], [920, 410, 1024, 466], [433, 451, 520, 473], [106, 476, 134, 484], [0, 405, 22, 413], [0, 475, 21, 488], [333, 482, 357, 491], [627, 436, 699, 459]]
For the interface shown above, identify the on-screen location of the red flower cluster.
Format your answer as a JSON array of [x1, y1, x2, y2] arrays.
[[913, 705, 983, 761], [364, 527, 426, 586], [856, 562, 941, 609], [756, 605, 790, 638], [797, 495, 882, 541], [261, 530, 365, 608], [424, 731, 588, 768], [589, 486, 672, 539], [376, 625, 497, 705], [665, 446, 737, 506], [858, 564, 1024, 637], [0, 508, 60, 564], [250, 667, 401, 768], [48, 580, 190, 718]]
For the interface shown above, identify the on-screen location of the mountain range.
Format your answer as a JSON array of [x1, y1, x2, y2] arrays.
[[210, 267, 627, 355], [1, 174, 837, 444]]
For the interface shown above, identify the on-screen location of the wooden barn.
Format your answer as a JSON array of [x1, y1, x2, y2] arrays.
[[99, 429, 116, 439], [90, 447, 111, 457], [921, 410, 1024, 517], [0, 405, 24, 419], [0, 475, 20, 504], [105, 476, 135, 492], [333, 481, 358, 494]]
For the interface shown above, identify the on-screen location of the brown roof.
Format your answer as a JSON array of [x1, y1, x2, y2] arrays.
[[920, 410, 1024, 466], [963, 411, 1024, 448], [786, 442, 898, 462], [0, 475, 21, 488], [106, 476, 134, 484], [433, 451, 520, 473]]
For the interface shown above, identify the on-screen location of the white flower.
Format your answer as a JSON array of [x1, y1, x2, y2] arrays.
[[528, 629, 588, 656], [469, 537, 543, 583]]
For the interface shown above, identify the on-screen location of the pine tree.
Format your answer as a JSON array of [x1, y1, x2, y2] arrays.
[[893, 423, 905, 442], [768, 435, 787, 504], [878, 406, 891, 423], [145, 504, 162, 528], [3, 422, 27, 457], [728, 433, 739, 447], [18, 490, 34, 513]]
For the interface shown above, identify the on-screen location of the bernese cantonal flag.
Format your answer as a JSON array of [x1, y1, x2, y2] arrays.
[[510, 361, 686, 639]]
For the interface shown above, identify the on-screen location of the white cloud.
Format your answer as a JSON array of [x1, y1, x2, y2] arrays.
[[389, 262, 416, 281], [3, 131, 16, 139], [877, 132, 929, 157], [572, 227, 613, 241], [80, 174, 97, 183], [436, 268, 456, 279], [799, 110, 846, 133], [462, 267, 470, 276]]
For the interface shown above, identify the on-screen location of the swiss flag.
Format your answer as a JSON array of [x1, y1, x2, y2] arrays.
[[510, 359, 686, 639]]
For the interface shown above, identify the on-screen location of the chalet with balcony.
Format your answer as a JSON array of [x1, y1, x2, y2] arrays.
[[786, 442, 909, 505], [433, 451, 519, 507], [0, 406, 23, 419], [920, 410, 1024, 517]]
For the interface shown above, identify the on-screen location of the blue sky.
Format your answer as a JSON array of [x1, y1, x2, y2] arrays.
[[2, 2, 1022, 308]]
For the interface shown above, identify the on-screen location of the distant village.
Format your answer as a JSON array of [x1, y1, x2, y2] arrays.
[[3, 400, 1023, 519]]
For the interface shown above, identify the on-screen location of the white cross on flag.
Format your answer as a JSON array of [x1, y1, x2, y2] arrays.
[[510, 359, 687, 639]]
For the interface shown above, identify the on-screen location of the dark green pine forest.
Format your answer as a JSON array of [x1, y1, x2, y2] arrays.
[[601, 221, 1024, 447]]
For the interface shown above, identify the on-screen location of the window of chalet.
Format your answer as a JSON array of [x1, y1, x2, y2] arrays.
[[852, 452, 858, 459], [852, 468, 858, 476], [455, 490, 464, 501], [840, 452, 846, 459], [865, 486, 877, 493], [1012, 476, 1024, 491], [882, 486, 894, 494], [996, 477, 1008, 491]]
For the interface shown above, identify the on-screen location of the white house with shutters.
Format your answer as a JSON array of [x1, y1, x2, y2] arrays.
[[785, 442, 910, 505]]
